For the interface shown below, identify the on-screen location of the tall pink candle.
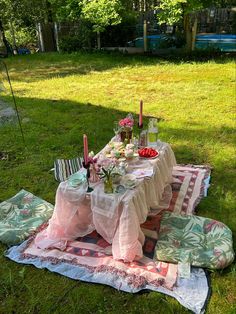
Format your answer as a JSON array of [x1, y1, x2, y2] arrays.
[[83, 134, 89, 165], [139, 100, 143, 127]]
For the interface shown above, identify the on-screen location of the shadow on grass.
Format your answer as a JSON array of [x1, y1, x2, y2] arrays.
[[1, 94, 235, 154], [0, 94, 235, 202], [3, 51, 235, 83]]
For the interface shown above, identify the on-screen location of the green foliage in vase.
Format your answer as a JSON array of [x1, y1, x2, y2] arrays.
[[98, 165, 117, 180]]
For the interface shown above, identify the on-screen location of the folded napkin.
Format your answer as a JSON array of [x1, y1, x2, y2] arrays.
[[130, 168, 154, 178], [67, 168, 87, 187]]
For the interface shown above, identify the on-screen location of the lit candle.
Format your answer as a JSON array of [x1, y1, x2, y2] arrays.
[[83, 134, 89, 165], [139, 100, 143, 127]]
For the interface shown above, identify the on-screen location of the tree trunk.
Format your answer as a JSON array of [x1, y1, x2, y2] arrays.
[[97, 31, 101, 50], [44, 0, 53, 23], [184, 13, 192, 51], [191, 17, 198, 51], [0, 19, 9, 56], [9, 21, 17, 54], [184, 13, 198, 52]]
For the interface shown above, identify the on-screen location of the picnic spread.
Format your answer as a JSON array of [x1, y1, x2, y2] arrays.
[[35, 139, 176, 262], [2, 105, 234, 314]]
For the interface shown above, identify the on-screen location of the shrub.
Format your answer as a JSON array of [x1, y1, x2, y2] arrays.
[[5, 26, 37, 51], [58, 35, 83, 53], [102, 15, 137, 47], [58, 20, 95, 53], [159, 32, 185, 49]]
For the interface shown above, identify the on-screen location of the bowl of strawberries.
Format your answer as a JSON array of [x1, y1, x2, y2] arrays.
[[138, 147, 159, 159]]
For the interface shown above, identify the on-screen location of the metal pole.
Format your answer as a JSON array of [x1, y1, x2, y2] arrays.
[[143, 0, 147, 52], [1, 61, 26, 145], [38, 22, 45, 52], [54, 22, 59, 52], [143, 19, 148, 52]]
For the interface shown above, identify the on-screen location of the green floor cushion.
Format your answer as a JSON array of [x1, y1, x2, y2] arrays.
[[0, 189, 54, 245], [154, 212, 234, 269]]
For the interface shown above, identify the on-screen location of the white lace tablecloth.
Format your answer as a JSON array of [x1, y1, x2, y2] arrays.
[[35, 142, 176, 261]]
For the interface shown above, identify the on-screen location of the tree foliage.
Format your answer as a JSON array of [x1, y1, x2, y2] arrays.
[[155, 0, 235, 51], [156, 0, 235, 25], [81, 0, 122, 33], [49, 0, 83, 21], [0, 0, 48, 50], [0, 0, 47, 26], [1, 0, 235, 52]]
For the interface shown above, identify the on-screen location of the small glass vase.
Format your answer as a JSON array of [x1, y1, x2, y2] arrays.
[[104, 177, 113, 194], [120, 129, 132, 143]]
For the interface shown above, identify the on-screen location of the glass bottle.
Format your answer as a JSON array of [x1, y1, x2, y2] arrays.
[[148, 118, 158, 147], [139, 130, 148, 148]]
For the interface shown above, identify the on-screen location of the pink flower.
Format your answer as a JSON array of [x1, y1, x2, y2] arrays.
[[98, 157, 113, 168], [119, 117, 134, 128], [87, 156, 97, 164]]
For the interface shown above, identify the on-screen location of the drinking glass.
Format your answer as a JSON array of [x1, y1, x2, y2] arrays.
[[113, 121, 120, 141], [132, 135, 139, 151]]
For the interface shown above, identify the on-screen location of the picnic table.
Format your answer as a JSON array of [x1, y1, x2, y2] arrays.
[[35, 139, 176, 262]]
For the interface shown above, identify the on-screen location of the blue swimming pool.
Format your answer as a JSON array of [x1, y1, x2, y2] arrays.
[[195, 34, 236, 52], [127, 34, 236, 52]]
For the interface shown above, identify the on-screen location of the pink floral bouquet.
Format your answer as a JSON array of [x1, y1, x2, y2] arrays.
[[119, 117, 134, 129], [118, 114, 134, 143], [87, 156, 97, 165]]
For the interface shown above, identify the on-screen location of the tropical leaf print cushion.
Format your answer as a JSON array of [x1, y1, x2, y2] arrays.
[[154, 212, 234, 269], [0, 189, 54, 245]]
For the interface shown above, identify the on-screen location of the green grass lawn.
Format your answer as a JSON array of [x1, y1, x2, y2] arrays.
[[0, 52, 235, 314]]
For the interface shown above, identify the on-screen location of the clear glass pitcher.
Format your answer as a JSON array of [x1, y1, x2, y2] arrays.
[[148, 118, 158, 147]]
